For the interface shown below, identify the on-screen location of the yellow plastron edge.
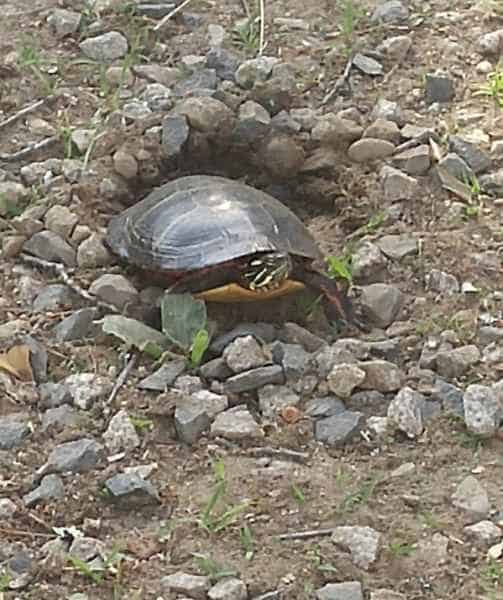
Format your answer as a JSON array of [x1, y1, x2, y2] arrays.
[[194, 279, 305, 303]]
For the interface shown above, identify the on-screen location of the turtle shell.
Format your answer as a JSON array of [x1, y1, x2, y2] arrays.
[[106, 175, 323, 272]]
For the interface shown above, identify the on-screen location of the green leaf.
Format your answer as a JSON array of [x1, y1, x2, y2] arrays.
[[190, 329, 210, 366], [161, 293, 208, 351], [101, 315, 169, 356], [326, 255, 352, 282]]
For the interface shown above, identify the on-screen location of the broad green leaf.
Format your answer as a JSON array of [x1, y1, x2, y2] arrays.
[[326, 255, 352, 282], [190, 329, 210, 367], [161, 293, 208, 351], [102, 315, 169, 356]]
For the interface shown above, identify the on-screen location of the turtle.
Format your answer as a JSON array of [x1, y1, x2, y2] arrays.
[[105, 174, 364, 329]]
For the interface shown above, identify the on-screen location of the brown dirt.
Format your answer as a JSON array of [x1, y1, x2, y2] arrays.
[[1, 0, 503, 599]]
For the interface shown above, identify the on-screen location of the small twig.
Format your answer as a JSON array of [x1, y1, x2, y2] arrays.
[[240, 0, 251, 18], [153, 0, 194, 31], [82, 130, 107, 172], [252, 592, 282, 600], [0, 97, 55, 131], [107, 353, 138, 405], [0, 135, 59, 163], [276, 528, 335, 541], [246, 446, 309, 464], [258, 0, 266, 56], [321, 55, 354, 105], [0, 526, 55, 539]]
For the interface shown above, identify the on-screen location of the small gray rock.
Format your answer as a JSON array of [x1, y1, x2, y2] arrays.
[[223, 335, 270, 373], [174, 68, 218, 98], [33, 284, 77, 312], [363, 118, 401, 143], [371, 0, 409, 23], [352, 53, 383, 76], [211, 322, 276, 354], [234, 56, 278, 89], [425, 72, 455, 104], [79, 31, 129, 62], [358, 360, 404, 392], [371, 98, 404, 124], [0, 415, 31, 450], [77, 233, 112, 268], [161, 572, 210, 600], [438, 153, 474, 182], [426, 269, 460, 295], [360, 283, 403, 328], [315, 411, 365, 446], [370, 590, 405, 600], [175, 397, 211, 444], [41, 405, 78, 431], [64, 372, 112, 410], [380, 165, 420, 202], [53, 308, 98, 342], [387, 386, 424, 438], [208, 577, 247, 600], [23, 474, 64, 507], [103, 410, 141, 452], [176, 96, 234, 134], [431, 379, 464, 416], [452, 475, 490, 519], [463, 384, 500, 437], [435, 345, 480, 379], [272, 342, 311, 379], [199, 357, 233, 380], [376, 235, 418, 260], [206, 47, 241, 80], [39, 382, 72, 409], [348, 138, 395, 162], [449, 135, 491, 174], [0, 498, 17, 518], [234, 100, 271, 144], [138, 359, 187, 391], [223, 365, 284, 393], [47, 8, 82, 37], [392, 144, 431, 175], [104, 472, 161, 507], [332, 526, 381, 569], [211, 406, 263, 440], [89, 273, 139, 310], [23, 230, 76, 266], [464, 520, 502, 546], [316, 581, 363, 600], [327, 364, 366, 398], [42, 438, 104, 474], [258, 384, 300, 419], [305, 396, 346, 419], [351, 241, 388, 283], [162, 115, 190, 159]]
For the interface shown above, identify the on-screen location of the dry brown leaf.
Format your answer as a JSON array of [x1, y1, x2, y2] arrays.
[[0, 345, 34, 381], [281, 406, 303, 424]]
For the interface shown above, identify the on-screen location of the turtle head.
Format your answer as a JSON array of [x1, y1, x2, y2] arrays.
[[242, 252, 293, 292]]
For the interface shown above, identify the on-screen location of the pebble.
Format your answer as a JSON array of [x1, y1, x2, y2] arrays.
[[33, 284, 76, 312], [392, 144, 431, 175], [363, 118, 401, 143], [64, 373, 111, 410], [0, 498, 17, 518], [358, 360, 404, 392], [351, 241, 388, 283], [79, 31, 129, 62], [359, 283, 404, 328], [0, 415, 31, 450], [435, 345, 480, 379], [138, 359, 186, 391], [371, 98, 404, 125], [206, 47, 241, 80], [261, 135, 305, 179], [223, 335, 270, 373], [103, 410, 141, 452], [425, 72, 455, 104], [161, 572, 210, 600], [89, 273, 139, 310], [210, 406, 264, 440], [477, 29, 503, 57], [54, 308, 98, 342], [279, 322, 326, 352], [327, 364, 366, 398], [113, 149, 138, 180], [47, 8, 82, 37], [452, 475, 491, 520], [332, 526, 381, 569], [380, 165, 420, 202], [417, 532, 449, 565], [258, 384, 300, 419], [377, 35, 412, 63], [41, 438, 104, 475], [77, 234, 112, 268], [175, 398, 211, 444], [208, 578, 247, 600], [370, 591, 405, 600], [463, 384, 500, 437], [376, 235, 418, 260], [104, 472, 161, 507], [387, 387, 424, 438], [352, 53, 383, 76], [272, 342, 311, 379], [316, 581, 363, 600], [305, 396, 346, 418], [464, 520, 502, 546], [176, 96, 234, 134], [23, 230, 76, 266], [426, 269, 460, 294], [347, 138, 395, 162], [23, 474, 64, 507], [437, 153, 474, 182], [315, 411, 365, 446], [311, 114, 363, 147], [161, 115, 190, 159], [449, 135, 491, 174]]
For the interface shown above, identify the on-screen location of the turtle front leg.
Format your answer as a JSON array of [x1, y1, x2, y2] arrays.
[[291, 264, 369, 332]]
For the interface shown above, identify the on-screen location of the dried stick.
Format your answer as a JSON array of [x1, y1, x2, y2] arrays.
[[240, 0, 251, 18], [252, 592, 281, 600], [153, 0, 194, 31], [258, 0, 266, 56], [276, 528, 335, 541], [107, 353, 138, 405], [321, 56, 353, 105], [246, 446, 309, 463], [0, 135, 59, 162], [19, 254, 118, 313], [0, 97, 55, 131], [0, 526, 55, 539]]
